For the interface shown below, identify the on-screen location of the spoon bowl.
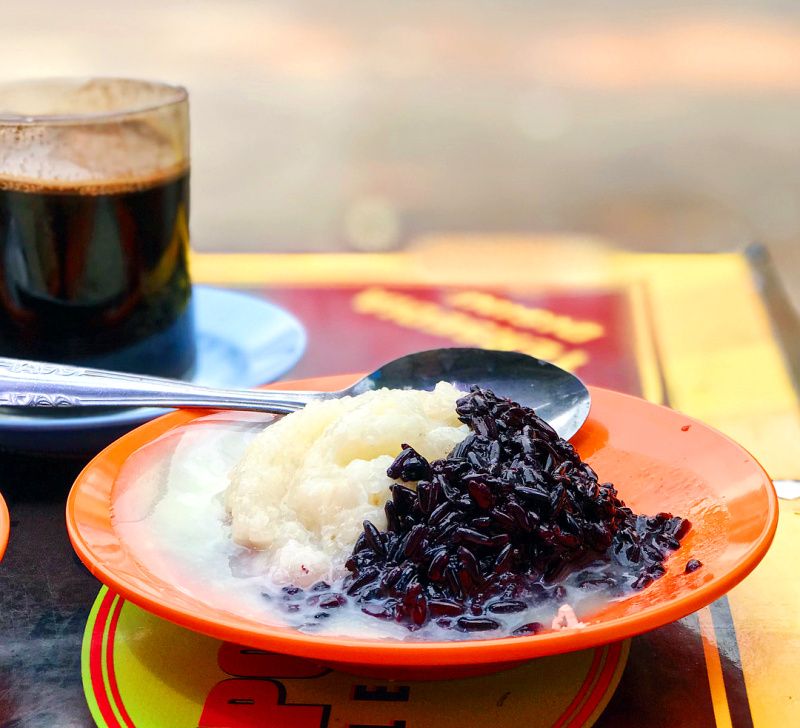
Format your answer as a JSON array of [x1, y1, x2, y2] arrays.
[[348, 349, 590, 439], [0, 347, 591, 440]]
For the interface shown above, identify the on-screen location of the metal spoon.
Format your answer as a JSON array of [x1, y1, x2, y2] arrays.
[[0, 348, 591, 439]]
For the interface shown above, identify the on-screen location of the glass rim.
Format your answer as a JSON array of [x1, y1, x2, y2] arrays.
[[0, 77, 188, 125]]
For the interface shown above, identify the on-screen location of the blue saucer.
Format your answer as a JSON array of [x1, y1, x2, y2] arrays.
[[0, 286, 306, 455]]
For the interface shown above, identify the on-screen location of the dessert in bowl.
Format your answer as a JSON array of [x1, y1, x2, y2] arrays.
[[67, 373, 778, 679]]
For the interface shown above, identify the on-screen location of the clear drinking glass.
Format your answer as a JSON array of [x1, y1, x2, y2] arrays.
[[0, 78, 195, 379]]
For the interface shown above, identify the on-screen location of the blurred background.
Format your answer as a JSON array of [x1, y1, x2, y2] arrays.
[[1, 0, 798, 305]]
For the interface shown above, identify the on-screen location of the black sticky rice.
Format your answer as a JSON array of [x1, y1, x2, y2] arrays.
[[337, 386, 691, 632]]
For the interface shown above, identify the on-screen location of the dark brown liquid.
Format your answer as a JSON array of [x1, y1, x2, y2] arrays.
[[0, 170, 195, 378]]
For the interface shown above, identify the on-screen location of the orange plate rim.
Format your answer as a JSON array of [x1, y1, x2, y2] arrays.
[[0, 491, 8, 561], [66, 376, 779, 668]]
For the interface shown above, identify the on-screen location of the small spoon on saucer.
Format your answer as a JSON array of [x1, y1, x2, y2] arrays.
[[0, 348, 591, 440]]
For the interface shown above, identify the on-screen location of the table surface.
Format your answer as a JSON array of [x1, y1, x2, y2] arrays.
[[1, 238, 798, 727]]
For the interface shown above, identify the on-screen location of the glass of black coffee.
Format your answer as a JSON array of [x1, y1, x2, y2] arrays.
[[0, 78, 195, 379]]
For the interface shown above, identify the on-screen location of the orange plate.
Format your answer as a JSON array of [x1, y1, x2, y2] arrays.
[[66, 374, 778, 679], [0, 491, 8, 561]]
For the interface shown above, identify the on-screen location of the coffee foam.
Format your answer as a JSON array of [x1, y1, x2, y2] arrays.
[[0, 162, 188, 196], [0, 111, 187, 194]]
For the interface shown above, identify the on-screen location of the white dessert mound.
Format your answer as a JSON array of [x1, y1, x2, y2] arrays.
[[225, 382, 468, 586]]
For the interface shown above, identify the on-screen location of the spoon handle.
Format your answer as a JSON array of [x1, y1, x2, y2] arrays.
[[0, 357, 322, 414]]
